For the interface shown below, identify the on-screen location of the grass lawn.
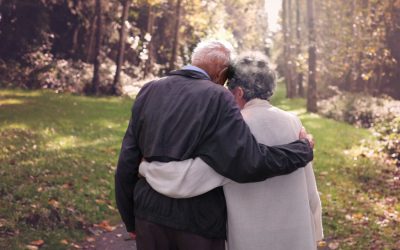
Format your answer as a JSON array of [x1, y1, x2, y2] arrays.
[[0, 86, 399, 249]]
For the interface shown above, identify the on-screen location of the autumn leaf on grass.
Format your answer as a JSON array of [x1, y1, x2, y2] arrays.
[[27, 239, 45, 249], [96, 220, 116, 232], [29, 240, 44, 246], [318, 241, 327, 247], [25, 246, 39, 250], [95, 199, 106, 205], [48, 199, 60, 208], [328, 241, 340, 249], [60, 239, 68, 245], [86, 237, 95, 242]]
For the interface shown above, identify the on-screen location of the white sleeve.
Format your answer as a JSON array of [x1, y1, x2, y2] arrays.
[[305, 162, 324, 241], [139, 157, 231, 199]]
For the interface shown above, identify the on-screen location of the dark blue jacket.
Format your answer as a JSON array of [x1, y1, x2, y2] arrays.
[[115, 69, 313, 239]]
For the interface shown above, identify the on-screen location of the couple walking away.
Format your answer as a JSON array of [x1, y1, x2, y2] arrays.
[[115, 40, 323, 250]]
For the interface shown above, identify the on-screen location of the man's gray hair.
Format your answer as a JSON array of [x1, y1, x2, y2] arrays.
[[191, 40, 233, 67], [227, 51, 276, 101]]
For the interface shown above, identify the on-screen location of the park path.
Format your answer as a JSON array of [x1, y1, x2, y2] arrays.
[[81, 222, 331, 250], [81, 223, 136, 250]]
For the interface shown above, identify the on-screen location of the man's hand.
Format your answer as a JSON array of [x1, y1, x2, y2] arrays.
[[123, 232, 137, 241], [299, 127, 314, 149], [129, 232, 137, 240]]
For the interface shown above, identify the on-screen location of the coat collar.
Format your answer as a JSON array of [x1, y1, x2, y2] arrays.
[[167, 69, 211, 80], [244, 98, 272, 110]]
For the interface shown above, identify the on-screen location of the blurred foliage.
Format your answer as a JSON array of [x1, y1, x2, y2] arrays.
[[0, 0, 269, 94], [318, 90, 400, 167], [274, 0, 400, 100], [374, 117, 400, 167], [0, 56, 136, 94]]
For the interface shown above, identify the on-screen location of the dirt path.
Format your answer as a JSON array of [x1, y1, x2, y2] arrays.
[[81, 224, 136, 250], [81, 222, 331, 250]]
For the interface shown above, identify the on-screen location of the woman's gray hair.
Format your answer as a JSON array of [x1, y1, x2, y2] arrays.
[[227, 51, 276, 101], [191, 40, 233, 68]]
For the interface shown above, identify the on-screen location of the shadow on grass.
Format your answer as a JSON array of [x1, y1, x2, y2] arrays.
[[0, 90, 136, 249]]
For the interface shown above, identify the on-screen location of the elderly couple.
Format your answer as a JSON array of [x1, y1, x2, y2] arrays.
[[115, 40, 323, 250]]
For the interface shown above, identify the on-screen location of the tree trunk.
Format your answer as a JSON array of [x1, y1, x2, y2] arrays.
[[287, 0, 296, 97], [307, 0, 317, 112], [144, 4, 155, 77], [295, 0, 304, 97], [169, 0, 182, 71], [71, 24, 79, 58], [86, 15, 97, 63], [386, 0, 400, 98], [86, 0, 102, 95], [112, 0, 130, 95], [282, 0, 291, 98]]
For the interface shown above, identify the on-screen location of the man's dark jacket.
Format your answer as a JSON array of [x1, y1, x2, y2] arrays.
[[115, 69, 313, 239]]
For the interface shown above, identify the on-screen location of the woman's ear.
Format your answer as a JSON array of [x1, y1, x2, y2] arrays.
[[231, 86, 246, 109], [235, 86, 244, 99]]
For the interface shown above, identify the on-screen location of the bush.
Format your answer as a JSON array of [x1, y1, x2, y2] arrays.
[[318, 91, 400, 166], [0, 53, 147, 95], [374, 117, 400, 166], [318, 92, 400, 128]]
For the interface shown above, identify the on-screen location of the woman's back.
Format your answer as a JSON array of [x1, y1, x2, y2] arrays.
[[224, 98, 322, 250]]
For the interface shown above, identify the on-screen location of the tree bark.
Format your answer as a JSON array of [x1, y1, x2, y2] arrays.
[[169, 0, 182, 71], [287, 0, 296, 97], [86, 0, 102, 95], [112, 0, 130, 95], [295, 0, 304, 97], [307, 0, 317, 112], [144, 4, 155, 77], [282, 0, 291, 98], [86, 15, 97, 63]]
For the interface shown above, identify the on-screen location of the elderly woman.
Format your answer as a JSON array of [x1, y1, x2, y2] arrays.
[[139, 52, 323, 250]]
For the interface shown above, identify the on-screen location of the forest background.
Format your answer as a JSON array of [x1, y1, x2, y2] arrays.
[[0, 0, 399, 249]]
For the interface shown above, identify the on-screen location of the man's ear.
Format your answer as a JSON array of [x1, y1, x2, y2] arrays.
[[216, 67, 229, 85]]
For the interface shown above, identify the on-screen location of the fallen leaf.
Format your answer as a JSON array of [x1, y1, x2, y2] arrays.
[[96, 220, 116, 232], [25, 245, 38, 250], [95, 199, 106, 205], [29, 240, 44, 246], [60, 239, 68, 245], [48, 199, 60, 208], [86, 237, 95, 242], [62, 183, 73, 189], [318, 241, 327, 247], [329, 242, 340, 249], [107, 205, 116, 211], [70, 243, 82, 249], [0, 218, 7, 227]]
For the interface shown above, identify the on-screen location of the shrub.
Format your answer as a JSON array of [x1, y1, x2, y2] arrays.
[[318, 92, 400, 128], [318, 91, 400, 167], [374, 117, 400, 166]]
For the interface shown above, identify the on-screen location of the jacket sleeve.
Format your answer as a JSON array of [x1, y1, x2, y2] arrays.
[[115, 116, 142, 232], [197, 90, 314, 183]]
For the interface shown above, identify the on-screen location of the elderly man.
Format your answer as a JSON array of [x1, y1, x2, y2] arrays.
[[115, 41, 314, 250], [140, 52, 323, 250]]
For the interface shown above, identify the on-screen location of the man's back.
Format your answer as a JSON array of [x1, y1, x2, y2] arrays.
[[133, 70, 229, 161], [131, 70, 231, 239]]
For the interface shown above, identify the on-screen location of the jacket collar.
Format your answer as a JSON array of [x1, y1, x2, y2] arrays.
[[167, 69, 211, 80], [244, 98, 272, 110]]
